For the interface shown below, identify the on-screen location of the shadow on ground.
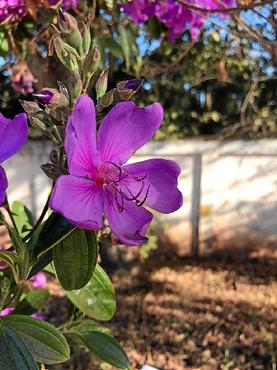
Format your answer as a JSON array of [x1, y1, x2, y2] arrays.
[[49, 252, 276, 370]]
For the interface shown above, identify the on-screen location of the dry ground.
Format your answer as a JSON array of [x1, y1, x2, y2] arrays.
[[49, 254, 277, 370]]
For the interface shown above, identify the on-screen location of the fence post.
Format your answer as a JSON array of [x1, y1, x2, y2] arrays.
[[190, 153, 202, 257]]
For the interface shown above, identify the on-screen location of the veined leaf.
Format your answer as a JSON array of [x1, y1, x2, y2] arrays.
[[54, 229, 98, 291], [3, 315, 70, 365], [66, 265, 116, 321], [0, 324, 38, 370]]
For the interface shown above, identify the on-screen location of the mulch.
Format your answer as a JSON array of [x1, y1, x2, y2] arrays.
[[49, 253, 277, 370]]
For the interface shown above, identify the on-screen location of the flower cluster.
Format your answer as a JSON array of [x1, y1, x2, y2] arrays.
[[0, 0, 26, 25], [0, 0, 78, 25], [123, 0, 235, 40]]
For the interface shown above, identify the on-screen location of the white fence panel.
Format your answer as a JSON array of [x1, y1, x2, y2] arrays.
[[4, 140, 277, 257]]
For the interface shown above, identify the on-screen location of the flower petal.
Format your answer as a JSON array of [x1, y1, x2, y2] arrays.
[[0, 166, 8, 206], [50, 175, 103, 230], [65, 95, 98, 177], [123, 159, 183, 213], [98, 102, 163, 165], [0, 113, 28, 163], [103, 193, 153, 245]]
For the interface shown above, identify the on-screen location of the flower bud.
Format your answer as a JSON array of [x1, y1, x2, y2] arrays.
[[82, 22, 91, 56], [58, 9, 83, 54], [67, 76, 83, 104], [95, 70, 108, 99], [97, 88, 116, 112], [116, 79, 142, 101], [21, 100, 42, 115], [53, 36, 80, 75], [41, 163, 68, 180], [33, 88, 69, 108], [83, 46, 101, 84]]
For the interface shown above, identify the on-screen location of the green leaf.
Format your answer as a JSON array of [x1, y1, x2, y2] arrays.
[[3, 315, 70, 365], [118, 25, 132, 69], [12, 201, 34, 238], [14, 289, 49, 315], [0, 324, 38, 370], [66, 265, 116, 321], [81, 331, 130, 369], [70, 319, 110, 335], [0, 251, 19, 268], [5, 225, 29, 281], [103, 39, 124, 59], [54, 229, 98, 291], [32, 213, 76, 260], [29, 250, 53, 279], [65, 319, 110, 345]]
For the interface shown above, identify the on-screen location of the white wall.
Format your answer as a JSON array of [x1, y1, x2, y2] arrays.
[[4, 140, 277, 257]]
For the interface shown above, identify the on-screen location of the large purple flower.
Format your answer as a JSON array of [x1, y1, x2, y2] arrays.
[[50, 95, 182, 245], [0, 113, 28, 206]]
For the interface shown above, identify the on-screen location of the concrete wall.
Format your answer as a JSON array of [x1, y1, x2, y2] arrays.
[[3, 140, 277, 257]]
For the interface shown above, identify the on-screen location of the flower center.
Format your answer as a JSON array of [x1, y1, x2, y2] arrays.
[[94, 162, 149, 212]]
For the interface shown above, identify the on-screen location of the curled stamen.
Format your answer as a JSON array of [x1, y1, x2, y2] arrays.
[[96, 161, 150, 212], [136, 184, 150, 207], [118, 180, 145, 202]]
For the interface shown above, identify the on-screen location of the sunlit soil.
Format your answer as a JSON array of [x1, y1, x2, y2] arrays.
[[49, 254, 276, 370]]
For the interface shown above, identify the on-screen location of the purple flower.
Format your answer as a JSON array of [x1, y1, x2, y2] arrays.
[[123, 0, 235, 40], [50, 95, 182, 245], [31, 313, 46, 320], [0, 0, 26, 25], [47, 0, 78, 9], [0, 307, 14, 316], [29, 272, 47, 288], [62, 0, 78, 10], [0, 307, 45, 320], [0, 112, 28, 206], [11, 61, 36, 95]]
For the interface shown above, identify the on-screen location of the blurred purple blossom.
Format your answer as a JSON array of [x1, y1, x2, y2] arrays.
[[62, 0, 78, 9], [0, 307, 14, 316], [123, 0, 235, 40], [50, 95, 182, 245], [31, 313, 46, 320], [29, 272, 47, 288], [0, 307, 45, 320], [0, 0, 26, 25], [11, 61, 36, 95]]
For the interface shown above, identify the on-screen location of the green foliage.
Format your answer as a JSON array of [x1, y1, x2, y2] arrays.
[[3, 315, 70, 364], [12, 201, 34, 238], [13, 289, 49, 315], [81, 331, 130, 369], [0, 324, 38, 370], [66, 264, 116, 321], [54, 229, 98, 291]]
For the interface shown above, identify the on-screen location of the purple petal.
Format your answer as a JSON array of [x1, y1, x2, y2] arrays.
[[65, 95, 99, 177], [98, 102, 163, 165], [103, 193, 153, 245], [123, 159, 183, 213], [0, 307, 14, 317], [50, 175, 103, 230], [29, 272, 47, 288], [0, 113, 28, 163], [31, 313, 46, 320], [0, 166, 7, 206]]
